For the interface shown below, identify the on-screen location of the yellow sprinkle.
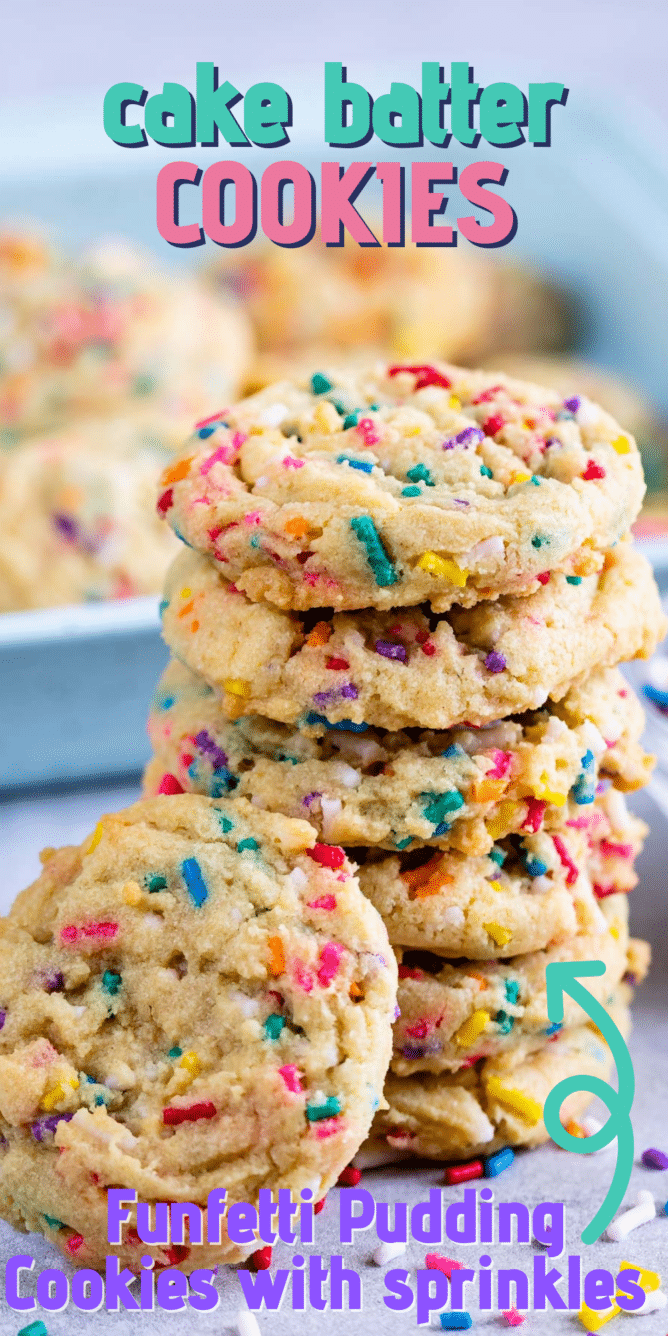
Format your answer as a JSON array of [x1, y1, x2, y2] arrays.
[[85, 822, 105, 855], [488, 881, 503, 893], [565, 1118, 584, 1137], [610, 925, 619, 940], [530, 772, 567, 806], [179, 1051, 201, 1080], [486, 1076, 543, 1126], [610, 435, 631, 455], [417, 551, 468, 586], [619, 1262, 661, 1295], [579, 1301, 620, 1330], [180, 587, 192, 599], [42, 1077, 79, 1112], [470, 777, 508, 804], [483, 921, 512, 947], [449, 395, 462, 410], [404, 424, 422, 436], [485, 800, 521, 841], [510, 471, 532, 484], [123, 881, 142, 906], [454, 1009, 490, 1047], [223, 679, 251, 698], [313, 401, 340, 434]]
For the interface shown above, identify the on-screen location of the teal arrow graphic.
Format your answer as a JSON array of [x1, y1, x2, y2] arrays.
[[543, 959, 634, 1245]]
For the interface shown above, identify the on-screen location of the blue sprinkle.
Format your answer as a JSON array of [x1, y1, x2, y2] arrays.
[[433, 822, 450, 836], [328, 397, 347, 415], [484, 1146, 515, 1178], [643, 684, 668, 711], [566, 575, 582, 585], [306, 1096, 341, 1121], [545, 1021, 562, 1036], [395, 836, 413, 849], [305, 713, 369, 732], [494, 1010, 515, 1035], [489, 846, 506, 867], [168, 1046, 183, 1058], [530, 475, 541, 485], [238, 838, 259, 853], [311, 373, 333, 395], [159, 599, 169, 617], [407, 463, 435, 486], [523, 854, 548, 877], [401, 485, 422, 497], [337, 454, 374, 473], [197, 425, 216, 439], [264, 1014, 285, 1040], [349, 516, 398, 587], [440, 1314, 473, 1330], [480, 464, 493, 478], [101, 970, 122, 996], [571, 773, 595, 805], [181, 857, 208, 907], [343, 411, 361, 429], [219, 815, 234, 833], [504, 979, 519, 1005]]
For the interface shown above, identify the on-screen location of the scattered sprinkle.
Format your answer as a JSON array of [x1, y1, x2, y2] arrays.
[[338, 1165, 362, 1187], [263, 1014, 285, 1041], [445, 1160, 483, 1185], [181, 857, 208, 907], [606, 1190, 656, 1241], [311, 373, 333, 395], [235, 1311, 262, 1336], [440, 1313, 473, 1329], [486, 1078, 542, 1125], [307, 843, 346, 869], [278, 1064, 303, 1094], [503, 1308, 526, 1326], [454, 1011, 490, 1048], [373, 1239, 406, 1265], [485, 1147, 515, 1177], [163, 1101, 217, 1126], [426, 1255, 463, 1279], [641, 1147, 668, 1169], [484, 652, 507, 674], [251, 1245, 273, 1270], [306, 1096, 342, 1121], [350, 516, 398, 587]]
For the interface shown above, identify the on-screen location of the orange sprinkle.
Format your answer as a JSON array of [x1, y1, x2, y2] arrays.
[[161, 455, 195, 485], [401, 853, 453, 899], [470, 777, 507, 803], [565, 1119, 585, 1137], [178, 600, 194, 618], [307, 621, 332, 648], [190, 621, 200, 632], [268, 937, 286, 977], [284, 517, 310, 539], [349, 982, 363, 999], [465, 971, 489, 990]]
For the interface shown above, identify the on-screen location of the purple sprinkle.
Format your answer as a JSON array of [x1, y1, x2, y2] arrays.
[[596, 778, 611, 795], [401, 1041, 442, 1059], [52, 513, 79, 542], [313, 689, 337, 705], [375, 640, 408, 662], [194, 729, 228, 772], [0, 1010, 5, 1030], [484, 651, 507, 674], [341, 683, 359, 699], [302, 792, 321, 808], [456, 426, 484, 447], [31, 1113, 74, 1142], [453, 498, 470, 507], [563, 396, 581, 413], [641, 1147, 668, 1169], [393, 1005, 401, 1022], [544, 436, 561, 448], [43, 972, 64, 994]]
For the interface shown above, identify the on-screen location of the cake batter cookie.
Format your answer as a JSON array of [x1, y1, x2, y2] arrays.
[[145, 660, 651, 856], [391, 894, 638, 1075], [0, 413, 180, 610], [0, 795, 396, 1272], [355, 793, 645, 956], [158, 363, 645, 612], [161, 542, 663, 734], [0, 234, 253, 442], [370, 990, 630, 1161]]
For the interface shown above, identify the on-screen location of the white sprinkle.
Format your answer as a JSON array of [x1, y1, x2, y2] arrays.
[[287, 867, 308, 892], [530, 875, 552, 895], [258, 402, 288, 428], [575, 399, 600, 426], [635, 1289, 667, 1315], [320, 795, 343, 839], [373, 1240, 407, 1266], [604, 788, 630, 831], [443, 906, 465, 927], [581, 1113, 615, 1154], [236, 1311, 261, 1336], [605, 1190, 655, 1241], [580, 719, 607, 757], [332, 761, 362, 788]]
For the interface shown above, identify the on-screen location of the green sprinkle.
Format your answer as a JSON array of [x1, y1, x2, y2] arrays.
[[219, 815, 234, 834], [310, 373, 332, 395], [530, 475, 541, 485], [181, 857, 208, 907], [349, 516, 398, 587], [18, 1322, 48, 1336], [168, 1046, 182, 1059], [264, 1014, 286, 1040], [494, 1009, 515, 1035], [343, 411, 361, 429], [328, 397, 347, 415], [504, 979, 520, 1005], [489, 846, 507, 867], [407, 463, 435, 486], [422, 791, 465, 825], [145, 874, 168, 893], [566, 575, 582, 585], [531, 534, 549, 549], [238, 838, 259, 853], [480, 465, 493, 478], [43, 1213, 65, 1230], [401, 485, 421, 497], [306, 1096, 342, 1122], [395, 836, 413, 850], [102, 971, 121, 996]]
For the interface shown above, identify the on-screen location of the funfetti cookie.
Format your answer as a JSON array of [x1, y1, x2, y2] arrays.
[[391, 894, 637, 1075], [145, 660, 652, 855], [160, 541, 664, 735], [157, 364, 645, 612], [369, 988, 631, 1161], [0, 795, 396, 1272]]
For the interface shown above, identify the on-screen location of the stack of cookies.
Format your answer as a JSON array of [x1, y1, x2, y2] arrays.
[[147, 361, 664, 1163]]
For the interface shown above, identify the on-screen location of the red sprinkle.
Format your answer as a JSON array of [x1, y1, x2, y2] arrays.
[[307, 894, 337, 911], [472, 385, 504, 404], [421, 642, 436, 656], [522, 798, 547, 833], [314, 1197, 327, 1214], [156, 488, 174, 516], [444, 1160, 483, 1185], [252, 1246, 273, 1270], [398, 965, 423, 979], [163, 1101, 217, 1126], [338, 1165, 362, 1187], [65, 1233, 85, 1255], [426, 1254, 463, 1278], [598, 840, 633, 859], [162, 1244, 189, 1266], [158, 773, 184, 795], [593, 883, 618, 899], [317, 942, 344, 987], [552, 834, 579, 885], [60, 921, 118, 946], [388, 363, 451, 391], [503, 1307, 526, 1326], [484, 413, 505, 437], [581, 460, 606, 481], [195, 410, 227, 430], [536, 571, 550, 585], [307, 843, 346, 870], [326, 656, 350, 671]]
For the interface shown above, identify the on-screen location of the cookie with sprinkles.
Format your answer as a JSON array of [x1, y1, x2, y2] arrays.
[[356, 791, 646, 956], [145, 659, 652, 855], [0, 795, 396, 1272], [369, 988, 631, 1161], [391, 893, 642, 1075], [157, 363, 645, 612], [160, 541, 664, 734]]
